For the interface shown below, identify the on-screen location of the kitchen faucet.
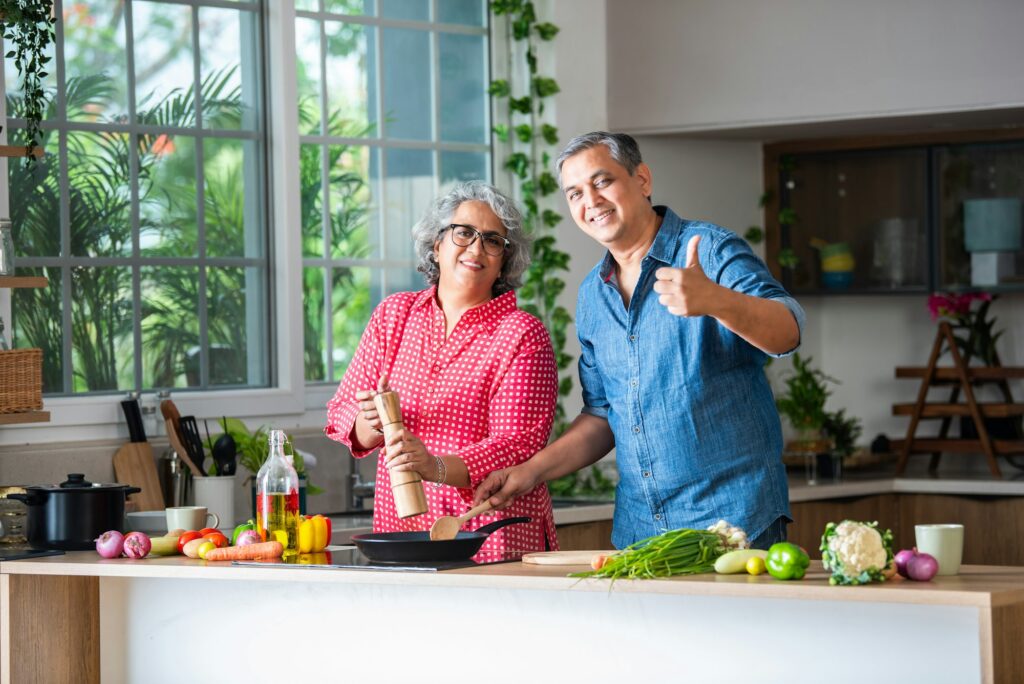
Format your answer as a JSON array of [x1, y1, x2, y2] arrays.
[[348, 466, 375, 512]]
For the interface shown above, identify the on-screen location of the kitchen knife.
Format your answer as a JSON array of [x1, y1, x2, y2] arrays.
[[120, 399, 147, 443]]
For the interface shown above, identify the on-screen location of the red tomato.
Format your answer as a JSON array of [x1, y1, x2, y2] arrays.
[[177, 530, 202, 555], [198, 527, 220, 537], [203, 531, 229, 548]]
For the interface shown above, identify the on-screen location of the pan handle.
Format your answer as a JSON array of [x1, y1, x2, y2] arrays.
[[476, 516, 530, 536]]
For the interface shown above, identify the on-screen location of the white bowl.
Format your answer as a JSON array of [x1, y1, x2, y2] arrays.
[[126, 511, 167, 535]]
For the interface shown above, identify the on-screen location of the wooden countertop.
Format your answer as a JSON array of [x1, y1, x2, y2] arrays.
[[4, 550, 1024, 608], [790, 476, 1024, 502]]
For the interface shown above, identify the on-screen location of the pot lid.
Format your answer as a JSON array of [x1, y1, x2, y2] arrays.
[[26, 473, 133, 492]]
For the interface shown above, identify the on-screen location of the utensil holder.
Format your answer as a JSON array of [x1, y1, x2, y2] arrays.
[[193, 475, 235, 530], [373, 390, 427, 519]]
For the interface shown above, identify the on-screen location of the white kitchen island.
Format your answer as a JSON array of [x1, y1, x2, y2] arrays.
[[3, 551, 1023, 683]]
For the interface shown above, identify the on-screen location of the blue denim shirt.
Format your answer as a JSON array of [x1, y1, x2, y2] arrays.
[[576, 207, 805, 548]]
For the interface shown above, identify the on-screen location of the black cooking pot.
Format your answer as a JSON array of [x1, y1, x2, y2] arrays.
[[7, 474, 141, 550], [351, 517, 530, 563]]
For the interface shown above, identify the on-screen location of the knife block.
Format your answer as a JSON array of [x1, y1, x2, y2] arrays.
[[373, 391, 427, 519]]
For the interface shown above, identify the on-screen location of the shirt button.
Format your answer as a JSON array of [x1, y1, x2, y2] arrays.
[[630, 379, 638, 387], [654, 513, 663, 521], [629, 335, 637, 342], [633, 425, 640, 433], [642, 471, 651, 478]]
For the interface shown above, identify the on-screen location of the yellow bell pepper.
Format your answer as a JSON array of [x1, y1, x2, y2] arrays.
[[298, 514, 330, 553]]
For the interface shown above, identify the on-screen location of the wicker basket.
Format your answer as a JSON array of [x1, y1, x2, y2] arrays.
[[0, 348, 43, 414]]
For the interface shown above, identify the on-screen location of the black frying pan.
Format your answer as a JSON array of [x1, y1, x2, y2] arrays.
[[351, 517, 530, 563]]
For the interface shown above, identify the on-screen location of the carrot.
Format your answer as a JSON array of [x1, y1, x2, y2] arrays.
[[204, 541, 284, 562]]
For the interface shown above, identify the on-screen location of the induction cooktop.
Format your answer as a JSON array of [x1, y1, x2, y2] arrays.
[[0, 547, 65, 562], [233, 546, 521, 572]]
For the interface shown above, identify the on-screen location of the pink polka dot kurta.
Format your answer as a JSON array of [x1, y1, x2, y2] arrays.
[[324, 287, 559, 561]]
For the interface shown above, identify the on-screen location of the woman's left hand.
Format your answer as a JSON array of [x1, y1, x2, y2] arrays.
[[383, 428, 435, 481]]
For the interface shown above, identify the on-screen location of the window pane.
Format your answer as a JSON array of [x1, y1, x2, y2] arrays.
[[73, 265, 133, 392], [141, 266, 199, 389], [9, 136, 60, 258], [381, 28, 431, 141], [139, 135, 198, 258], [380, 0, 428, 21], [385, 264, 423, 296], [68, 131, 132, 258], [439, 33, 486, 143], [295, 18, 322, 136], [198, 6, 260, 130], [325, 0, 373, 15], [303, 266, 328, 381], [329, 144, 378, 259], [384, 147, 433, 261], [205, 138, 262, 258], [440, 150, 488, 191], [332, 266, 371, 378], [300, 144, 325, 257], [326, 22, 377, 138], [63, 1, 128, 122], [208, 266, 267, 386], [12, 267, 64, 394], [133, 1, 194, 123], [438, 0, 485, 27]]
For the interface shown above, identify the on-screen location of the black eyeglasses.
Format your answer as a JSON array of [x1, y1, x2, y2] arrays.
[[446, 224, 511, 256]]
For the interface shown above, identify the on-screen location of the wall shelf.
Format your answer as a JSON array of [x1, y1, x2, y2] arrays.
[[0, 276, 47, 288], [0, 144, 43, 159], [0, 411, 49, 426]]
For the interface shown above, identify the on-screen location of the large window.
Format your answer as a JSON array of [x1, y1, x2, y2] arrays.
[[295, 0, 490, 383], [6, 0, 268, 395]]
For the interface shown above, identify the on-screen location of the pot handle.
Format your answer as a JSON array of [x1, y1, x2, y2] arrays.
[[123, 486, 142, 496], [6, 492, 43, 506], [476, 516, 530, 536]]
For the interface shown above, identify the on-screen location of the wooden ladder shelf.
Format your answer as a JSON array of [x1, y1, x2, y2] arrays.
[[892, 322, 1024, 478]]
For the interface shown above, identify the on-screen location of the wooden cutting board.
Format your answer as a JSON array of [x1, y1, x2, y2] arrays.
[[113, 442, 165, 512], [521, 550, 616, 566]]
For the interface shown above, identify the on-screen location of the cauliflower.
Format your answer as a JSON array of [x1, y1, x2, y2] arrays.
[[820, 520, 893, 586]]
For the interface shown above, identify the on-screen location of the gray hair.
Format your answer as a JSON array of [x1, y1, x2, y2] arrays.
[[555, 131, 644, 186], [412, 181, 530, 297]]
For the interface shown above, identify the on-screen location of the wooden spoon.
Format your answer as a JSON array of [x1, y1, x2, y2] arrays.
[[429, 500, 493, 541]]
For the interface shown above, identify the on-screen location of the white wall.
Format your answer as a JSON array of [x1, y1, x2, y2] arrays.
[[606, 0, 1024, 134]]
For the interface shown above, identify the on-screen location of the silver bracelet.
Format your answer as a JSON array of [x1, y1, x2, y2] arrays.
[[433, 456, 446, 489]]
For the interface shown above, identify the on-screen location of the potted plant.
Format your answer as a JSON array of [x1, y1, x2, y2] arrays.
[[218, 418, 321, 517], [1, 0, 56, 157], [775, 354, 863, 482]]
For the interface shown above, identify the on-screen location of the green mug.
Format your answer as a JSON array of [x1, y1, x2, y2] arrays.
[[915, 524, 964, 575]]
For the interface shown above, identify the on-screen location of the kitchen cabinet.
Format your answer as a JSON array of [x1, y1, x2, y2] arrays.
[[790, 490, 1024, 566], [554, 519, 612, 550], [764, 128, 1024, 295]]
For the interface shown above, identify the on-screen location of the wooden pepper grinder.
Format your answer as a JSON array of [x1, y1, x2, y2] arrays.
[[373, 390, 428, 518]]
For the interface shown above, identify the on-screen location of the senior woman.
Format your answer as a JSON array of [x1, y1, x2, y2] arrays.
[[324, 181, 559, 561]]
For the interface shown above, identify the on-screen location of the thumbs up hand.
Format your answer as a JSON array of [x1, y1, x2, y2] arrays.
[[653, 236, 717, 317]]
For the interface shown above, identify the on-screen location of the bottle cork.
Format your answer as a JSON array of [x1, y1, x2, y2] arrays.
[[373, 390, 428, 519]]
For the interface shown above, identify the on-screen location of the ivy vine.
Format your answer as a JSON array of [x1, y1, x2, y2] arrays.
[[1, 0, 55, 160], [489, 0, 574, 436]]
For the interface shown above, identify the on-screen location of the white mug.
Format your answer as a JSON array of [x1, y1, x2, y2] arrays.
[[166, 506, 219, 532], [192, 476, 235, 531], [915, 523, 965, 576]]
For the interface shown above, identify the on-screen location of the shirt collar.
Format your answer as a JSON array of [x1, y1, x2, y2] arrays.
[[598, 205, 683, 281], [415, 285, 518, 320]]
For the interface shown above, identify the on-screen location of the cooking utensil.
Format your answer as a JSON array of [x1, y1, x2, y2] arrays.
[[160, 398, 182, 441], [212, 432, 237, 476], [179, 416, 206, 474], [351, 516, 529, 563], [429, 500, 493, 541], [7, 474, 140, 550], [166, 418, 203, 477], [521, 550, 616, 566]]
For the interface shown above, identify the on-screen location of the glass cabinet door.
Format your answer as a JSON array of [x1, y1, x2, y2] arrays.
[[781, 148, 929, 293], [936, 142, 1024, 291]]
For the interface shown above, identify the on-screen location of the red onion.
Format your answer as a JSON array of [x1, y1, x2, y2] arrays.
[[234, 529, 260, 547], [906, 552, 939, 581], [122, 531, 152, 559], [894, 548, 916, 578], [95, 530, 125, 558]]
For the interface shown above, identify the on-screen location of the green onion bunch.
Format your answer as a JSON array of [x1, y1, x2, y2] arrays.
[[571, 528, 726, 580]]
